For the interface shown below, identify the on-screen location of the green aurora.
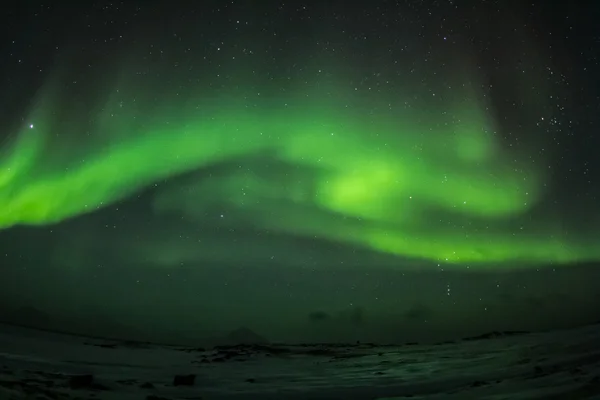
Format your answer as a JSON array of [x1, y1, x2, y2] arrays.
[[0, 60, 590, 268]]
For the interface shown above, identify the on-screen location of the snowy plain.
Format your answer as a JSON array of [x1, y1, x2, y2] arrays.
[[0, 322, 599, 399]]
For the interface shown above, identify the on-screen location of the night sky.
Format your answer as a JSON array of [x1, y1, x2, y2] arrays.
[[0, 1, 599, 345]]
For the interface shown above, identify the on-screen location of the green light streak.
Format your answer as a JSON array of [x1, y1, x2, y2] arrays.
[[0, 66, 589, 267]]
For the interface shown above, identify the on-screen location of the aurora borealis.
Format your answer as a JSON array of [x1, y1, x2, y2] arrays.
[[0, 6, 592, 268], [1, 0, 600, 347], [2, 76, 555, 265]]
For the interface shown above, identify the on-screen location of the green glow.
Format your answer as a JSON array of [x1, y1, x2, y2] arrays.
[[0, 64, 591, 268]]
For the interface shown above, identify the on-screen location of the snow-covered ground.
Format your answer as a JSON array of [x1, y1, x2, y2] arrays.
[[0, 323, 599, 399]]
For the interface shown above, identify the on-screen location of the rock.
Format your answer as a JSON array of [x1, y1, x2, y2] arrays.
[[471, 380, 487, 387], [68, 374, 94, 389], [173, 374, 195, 386]]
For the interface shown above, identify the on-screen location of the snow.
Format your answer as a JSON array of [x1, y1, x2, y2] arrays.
[[0, 323, 599, 399]]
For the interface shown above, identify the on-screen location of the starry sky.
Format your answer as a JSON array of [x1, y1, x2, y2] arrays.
[[0, 1, 599, 344]]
